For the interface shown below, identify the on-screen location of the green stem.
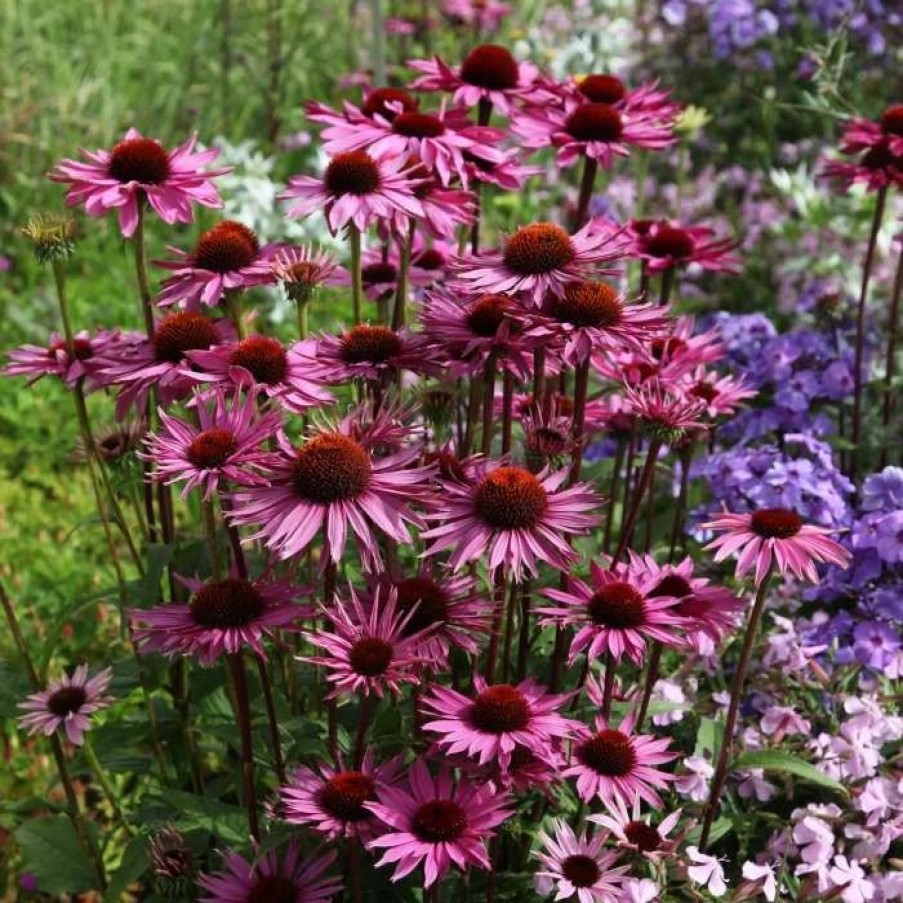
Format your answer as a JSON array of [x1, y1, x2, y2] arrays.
[[229, 652, 260, 841], [349, 226, 363, 325], [226, 289, 247, 340], [82, 734, 131, 834], [296, 299, 310, 341], [392, 220, 415, 331]]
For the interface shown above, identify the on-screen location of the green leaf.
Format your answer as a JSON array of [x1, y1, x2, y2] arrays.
[[694, 717, 723, 758], [732, 749, 849, 799], [157, 790, 248, 845], [103, 833, 150, 903], [15, 815, 101, 894], [685, 817, 733, 846]]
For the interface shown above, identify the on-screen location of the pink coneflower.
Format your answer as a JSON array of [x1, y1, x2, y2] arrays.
[[588, 795, 682, 861], [560, 74, 682, 126], [270, 245, 342, 303], [319, 105, 504, 187], [50, 129, 228, 238], [442, 0, 511, 31], [364, 568, 489, 663], [522, 407, 579, 470], [155, 220, 279, 309], [143, 390, 279, 499], [625, 553, 743, 655], [227, 428, 432, 567], [409, 45, 540, 115], [303, 586, 431, 698], [307, 324, 438, 383], [99, 311, 234, 420], [132, 569, 307, 665], [565, 713, 676, 807], [305, 89, 420, 131], [420, 676, 580, 771], [629, 219, 740, 275], [534, 819, 630, 903], [452, 220, 628, 304], [462, 146, 543, 190], [422, 460, 600, 577], [280, 151, 424, 233], [280, 749, 404, 841], [186, 335, 334, 412], [512, 99, 676, 169], [17, 665, 112, 746], [622, 379, 707, 438], [822, 105, 903, 193], [528, 280, 671, 366], [3, 329, 135, 390], [392, 160, 477, 238], [539, 560, 685, 665], [366, 758, 512, 887], [702, 508, 852, 587], [199, 841, 340, 903], [420, 289, 536, 378], [677, 366, 757, 419]]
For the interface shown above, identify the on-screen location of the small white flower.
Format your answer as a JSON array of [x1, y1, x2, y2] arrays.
[[686, 846, 728, 897]]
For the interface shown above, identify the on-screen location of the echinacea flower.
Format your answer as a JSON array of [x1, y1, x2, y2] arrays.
[[588, 794, 682, 861], [538, 560, 685, 665], [227, 428, 433, 567], [563, 73, 682, 125], [452, 219, 628, 304], [186, 334, 334, 412], [534, 819, 630, 903], [422, 460, 601, 577], [420, 676, 580, 771], [441, 0, 511, 31], [318, 105, 504, 187], [408, 44, 541, 115], [143, 389, 280, 499], [98, 311, 234, 419], [50, 129, 228, 237], [391, 161, 477, 238], [303, 585, 431, 698], [155, 220, 278, 309], [271, 245, 342, 303], [564, 713, 676, 807], [622, 379, 707, 440], [131, 568, 308, 665], [677, 365, 757, 418], [702, 508, 852, 587], [822, 105, 903, 193], [629, 219, 740, 275], [281, 151, 424, 233], [17, 665, 112, 746], [366, 758, 512, 887], [199, 841, 340, 903], [3, 329, 135, 390], [280, 749, 404, 841]]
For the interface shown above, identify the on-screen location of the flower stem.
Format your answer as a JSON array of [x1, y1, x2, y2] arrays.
[[296, 299, 310, 341], [516, 581, 532, 682], [658, 267, 675, 306], [634, 641, 663, 731], [392, 220, 415, 331], [699, 570, 773, 851], [600, 650, 617, 721], [226, 288, 247, 340], [228, 652, 260, 841], [353, 693, 376, 769], [255, 654, 287, 784], [501, 371, 514, 455], [602, 436, 628, 555], [349, 225, 363, 325], [574, 156, 598, 231], [850, 185, 888, 484], [82, 734, 131, 834], [568, 360, 591, 484], [202, 497, 223, 579], [481, 352, 498, 456], [484, 568, 507, 681], [611, 438, 662, 565], [880, 244, 903, 469], [668, 441, 695, 561]]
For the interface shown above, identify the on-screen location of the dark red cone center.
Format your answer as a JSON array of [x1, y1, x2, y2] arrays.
[[646, 226, 694, 260], [229, 335, 289, 384], [578, 74, 627, 104], [153, 312, 219, 363], [339, 325, 404, 365], [412, 800, 467, 842], [750, 508, 803, 539], [246, 875, 297, 903], [190, 578, 265, 628], [348, 637, 394, 676], [503, 223, 575, 276], [392, 112, 446, 137], [193, 221, 260, 273], [565, 103, 624, 142], [48, 686, 87, 717], [318, 771, 375, 821], [474, 466, 549, 529], [466, 293, 514, 337], [469, 684, 531, 733], [460, 44, 520, 90], [186, 427, 237, 469], [292, 434, 372, 503], [553, 281, 622, 328], [108, 137, 171, 184], [394, 577, 450, 633], [561, 854, 602, 888], [588, 582, 646, 628], [324, 151, 382, 196], [577, 729, 637, 776], [362, 87, 419, 120]]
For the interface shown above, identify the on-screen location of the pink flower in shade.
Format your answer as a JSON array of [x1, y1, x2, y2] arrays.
[[3, 329, 136, 390], [420, 289, 537, 379], [677, 365, 757, 418], [365, 758, 513, 887], [564, 713, 676, 807], [622, 379, 707, 438], [452, 219, 629, 305], [588, 794, 682, 861], [143, 390, 280, 499], [511, 98, 676, 169], [422, 460, 601, 577], [822, 105, 903, 193], [318, 104, 504, 187], [420, 676, 581, 772], [629, 219, 741, 275], [198, 841, 340, 903], [391, 160, 477, 238], [280, 749, 404, 841], [557, 74, 682, 127], [408, 45, 541, 115], [462, 146, 543, 190], [305, 324, 439, 384], [155, 220, 279, 309], [131, 568, 308, 665], [441, 0, 511, 31], [50, 129, 228, 238], [363, 568, 490, 664], [270, 245, 343, 302], [538, 560, 685, 665], [526, 279, 672, 366], [533, 819, 630, 903], [305, 88, 421, 131], [17, 665, 112, 746], [186, 335, 334, 413], [99, 311, 234, 420], [227, 428, 432, 568], [624, 553, 744, 655], [280, 151, 424, 234], [303, 586, 432, 698], [702, 508, 852, 587]]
